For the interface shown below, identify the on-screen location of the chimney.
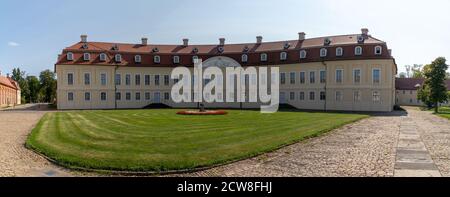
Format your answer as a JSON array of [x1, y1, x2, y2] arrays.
[[80, 35, 88, 43], [388, 49, 392, 56], [141, 37, 148, 46], [219, 38, 225, 46], [183, 38, 189, 46], [256, 36, 263, 44], [0, 70, 2, 76], [298, 32, 306, 40], [361, 28, 369, 36], [6, 73, 10, 78]]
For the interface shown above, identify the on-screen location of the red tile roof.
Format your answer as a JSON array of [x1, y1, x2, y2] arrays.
[[0, 76, 19, 90], [395, 78, 450, 90]]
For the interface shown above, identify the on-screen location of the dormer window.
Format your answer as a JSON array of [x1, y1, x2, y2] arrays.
[[324, 38, 332, 46], [283, 42, 291, 49], [336, 47, 343, 57], [81, 43, 89, 49], [83, 53, 90, 61], [217, 46, 224, 53], [375, 46, 382, 55], [357, 35, 365, 43], [280, 52, 288, 60], [135, 55, 142, 63], [355, 46, 363, 56], [241, 54, 248, 63], [243, 46, 249, 52], [320, 48, 327, 57], [192, 48, 199, 54], [154, 55, 161, 63], [111, 44, 119, 51], [192, 56, 199, 63], [173, 56, 180, 64], [260, 53, 267, 62], [115, 54, 122, 62], [99, 53, 107, 62], [300, 50, 307, 59], [67, 52, 74, 61], [152, 47, 159, 53]]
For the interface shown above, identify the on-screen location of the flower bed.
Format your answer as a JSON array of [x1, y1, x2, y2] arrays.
[[177, 110, 228, 115]]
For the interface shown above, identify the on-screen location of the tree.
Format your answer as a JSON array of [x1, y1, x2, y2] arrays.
[[419, 57, 449, 113], [39, 69, 57, 103], [412, 64, 424, 78], [26, 76, 40, 103], [11, 68, 29, 103]]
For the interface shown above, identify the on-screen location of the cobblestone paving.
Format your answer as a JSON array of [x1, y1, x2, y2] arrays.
[[0, 111, 73, 177], [171, 108, 450, 177]]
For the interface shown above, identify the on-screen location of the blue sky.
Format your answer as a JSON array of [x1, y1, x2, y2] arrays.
[[1, 0, 450, 76]]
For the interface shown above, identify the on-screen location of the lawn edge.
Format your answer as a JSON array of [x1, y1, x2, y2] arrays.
[[25, 113, 369, 176]]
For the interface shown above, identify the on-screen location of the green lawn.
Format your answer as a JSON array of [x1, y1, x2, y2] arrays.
[[26, 109, 368, 172], [433, 106, 450, 119]]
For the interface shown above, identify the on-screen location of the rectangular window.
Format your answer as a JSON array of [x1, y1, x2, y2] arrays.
[[290, 92, 295, 100], [100, 92, 107, 101], [67, 73, 74, 85], [144, 75, 150, 86], [115, 92, 121, 100], [115, 74, 121, 85], [353, 91, 361, 102], [145, 92, 151, 100], [164, 92, 170, 100], [335, 91, 343, 101], [290, 72, 296, 84], [309, 91, 315, 100], [155, 75, 160, 86], [101, 73, 107, 85], [68, 92, 74, 101], [320, 71, 326, 83], [336, 69, 343, 83], [280, 73, 286, 85], [373, 69, 381, 84], [135, 92, 141, 101], [299, 92, 305, 100], [309, 71, 315, 84], [354, 69, 361, 84], [300, 72, 305, 84], [164, 75, 170, 86], [84, 92, 91, 101], [373, 91, 381, 102], [84, 73, 90, 85], [135, 74, 141, 86], [320, 91, 326, 101], [126, 92, 131, 101], [125, 74, 131, 86]]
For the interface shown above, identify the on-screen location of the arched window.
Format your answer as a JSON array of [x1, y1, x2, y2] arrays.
[[374, 46, 382, 55], [260, 53, 267, 62], [173, 56, 180, 64], [99, 53, 107, 62], [241, 54, 248, 63], [153, 55, 161, 63], [135, 55, 142, 63], [115, 54, 122, 62], [320, 48, 327, 57], [336, 47, 343, 57], [280, 52, 288, 60], [67, 52, 74, 61], [355, 46, 363, 56], [299, 50, 307, 59]]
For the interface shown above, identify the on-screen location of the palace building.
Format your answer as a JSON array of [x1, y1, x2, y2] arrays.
[[55, 28, 397, 111], [395, 78, 450, 107], [0, 72, 21, 107]]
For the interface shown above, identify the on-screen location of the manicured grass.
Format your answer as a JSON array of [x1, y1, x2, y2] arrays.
[[433, 106, 450, 119], [26, 109, 368, 172]]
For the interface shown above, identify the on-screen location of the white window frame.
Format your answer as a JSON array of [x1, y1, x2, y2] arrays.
[[99, 53, 107, 62], [135, 74, 141, 86], [84, 72, 91, 85], [125, 92, 131, 101], [320, 70, 326, 84], [135, 92, 141, 101], [335, 69, 343, 84], [173, 56, 180, 64], [355, 46, 363, 56], [289, 72, 296, 84], [145, 92, 151, 101], [309, 71, 315, 84], [241, 54, 248, 63], [335, 91, 343, 101], [84, 92, 91, 101], [135, 55, 142, 63], [336, 47, 343, 57], [280, 72, 286, 85], [67, 52, 74, 61], [280, 52, 288, 60], [125, 74, 131, 86], [320, 91, 326, 101], [372, 68, 381, 84], [68, 92, 74, 101], [100, 92, 107, 101], [375, 46, 382, 55], [115, 74, 121, 85], [299, 91, 305, 101], [192, 56, 199, 63], [115, 54, 122, 62], [353, 91, 361, 102], [299, 50, 307, 59], [100, 73, 107, 86], [299, 71, 306, 84], [154, 55, 161, 63], [260, 53, 268, 62], [67, 72, 74, 85], [309, 91, 315, 101], [372, 91, 381, 102], [83, 53, 90, 61], [320, 48, 327, 57], [353, 68, 361, 84]]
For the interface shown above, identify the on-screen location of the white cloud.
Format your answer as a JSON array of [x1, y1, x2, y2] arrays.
[[8, 42, 20, 47]]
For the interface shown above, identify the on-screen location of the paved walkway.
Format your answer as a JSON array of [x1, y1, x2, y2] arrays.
[[174, 107, 449, 177]]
